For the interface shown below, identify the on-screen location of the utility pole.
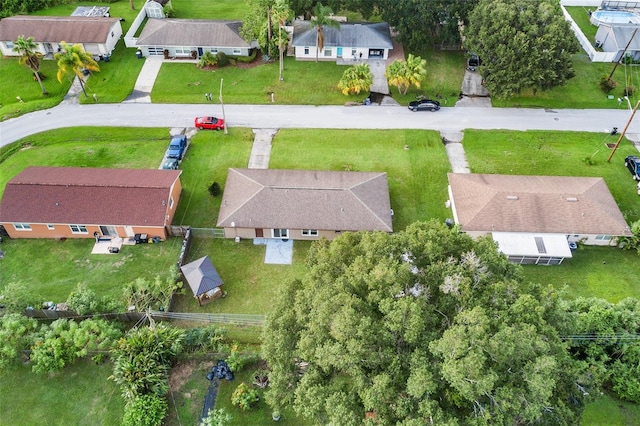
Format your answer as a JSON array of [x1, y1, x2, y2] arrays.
[[607, 99, 640, 162], [609, 28, 637, 80], [219, 78, 228, 135]]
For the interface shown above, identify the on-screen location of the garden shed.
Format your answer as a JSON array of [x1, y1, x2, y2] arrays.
[[180, 256, 224, 305]]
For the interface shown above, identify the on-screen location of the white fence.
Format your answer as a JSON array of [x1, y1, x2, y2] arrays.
[[561, 4, 618, 62]]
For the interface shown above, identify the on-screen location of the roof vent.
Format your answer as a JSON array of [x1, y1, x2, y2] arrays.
[[506, 195, 518, 200], [566, 197, 578, 202]]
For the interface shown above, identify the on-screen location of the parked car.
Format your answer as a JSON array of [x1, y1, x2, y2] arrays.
[[625, 155, 640, 180], [161, 158, 179, 170], [166, 135, 187, 160], [408, 99, 441, 112], [467, 54, 482, 71], [195, 116, 225, 130]]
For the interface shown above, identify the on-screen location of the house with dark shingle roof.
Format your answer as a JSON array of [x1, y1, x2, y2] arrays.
[[0, 167, 182, 240], [217, 168, 393, 240], [0, 15, 122, 59], [291, 21, 393, 61], [180, 255, 224, 305], [135, 18, 256, 58], [447, 173, 632, 265]]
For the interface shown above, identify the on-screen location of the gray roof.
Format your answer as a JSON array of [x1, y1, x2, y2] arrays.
[[0, 16, 120, 44], [607, 24, 640, 50], [448, 173, 631, 236], [181, 256, 223, 297], [136, 18, 250, 47], [292, 22, 393, 49], [218, 168, 393, 232]]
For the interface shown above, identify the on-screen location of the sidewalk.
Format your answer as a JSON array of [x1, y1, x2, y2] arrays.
[[123, 57, 164, 103]]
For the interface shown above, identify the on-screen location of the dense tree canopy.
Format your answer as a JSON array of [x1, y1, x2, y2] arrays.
[[263, 221, 583, 425], [464, 0, 579, 99]]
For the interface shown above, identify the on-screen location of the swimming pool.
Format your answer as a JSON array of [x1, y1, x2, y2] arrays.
[[590, 9, 640, 26]]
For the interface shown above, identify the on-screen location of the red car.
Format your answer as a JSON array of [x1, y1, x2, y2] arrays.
[[195, 116, 225, 130]]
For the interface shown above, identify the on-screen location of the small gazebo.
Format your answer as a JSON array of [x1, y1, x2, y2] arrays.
[[180, 256, 224, 305]]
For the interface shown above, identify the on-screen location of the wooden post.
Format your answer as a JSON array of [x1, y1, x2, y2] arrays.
[[609, 28, 638, 80]]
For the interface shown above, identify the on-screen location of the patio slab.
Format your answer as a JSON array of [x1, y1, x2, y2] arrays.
[[264, 239, 293, 264]]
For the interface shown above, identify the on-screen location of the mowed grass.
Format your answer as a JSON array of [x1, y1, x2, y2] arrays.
[[172, 238, 311, 315], [565, 6, 599, 41], [0, 360, 125, 426], [582, 393, 640, 426], [270, 129, 452, 229]]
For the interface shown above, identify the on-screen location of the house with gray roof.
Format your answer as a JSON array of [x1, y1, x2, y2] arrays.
[[447, 173, 632, 265], [135, 18, 256, 58], [291, 21, 393, 61], [217, 168, 393, 241], [0, 15, 122, 59], [0, 167, 182, 240]]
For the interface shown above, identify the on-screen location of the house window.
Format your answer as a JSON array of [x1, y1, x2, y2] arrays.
[[595, 235, 612, 241], [148, 47, 163, 56], [169, 197, 174, 209], [351, 48, 357, 56], [323, 47, 331, 56], [5, 41, 14, 49], [233, 48, 241, 55], [47, 224, 55, 230], [301, 229, 318, 236], [69, 224, 88, 234], [304, 47, 309, 55], [210, 48, 218, 53], [174, 46, 190, 55], [13, 223, 31, 231], [273, 229, 288, 238]]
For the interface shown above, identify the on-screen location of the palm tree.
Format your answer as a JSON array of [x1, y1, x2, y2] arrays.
[[338, 63, 373, 95], [309, 2, 340, 63], [271, 0, 291, 80], [54, 41, 100, 98], [13, 36, 48, 95]]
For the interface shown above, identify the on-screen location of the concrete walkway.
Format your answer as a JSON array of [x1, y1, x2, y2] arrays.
[[248, 129, 277, 169], [123, 57, 164, 103]]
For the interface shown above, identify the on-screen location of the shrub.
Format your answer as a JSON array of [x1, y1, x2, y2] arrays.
[[231, 382, 259, 410], [235, 50, 257, 63], [199, 408, 232, 426], [599, 75, 617, 93], [0, 281, 40, 313], [208, 181, 221, 197], [216, 51, 230, 67], [0, 314, 39, 369], [198, 52, 218, 68], [122, 394, 168, 426], [624, 85, 637, 97], [183, 325, 227, 353], [66, 283, 119, 315]]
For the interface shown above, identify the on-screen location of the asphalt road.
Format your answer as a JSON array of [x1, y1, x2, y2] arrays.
[[1, 102, 639, 148]]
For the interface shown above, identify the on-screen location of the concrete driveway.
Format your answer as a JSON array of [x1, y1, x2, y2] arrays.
[[457, 70, 491, 107]]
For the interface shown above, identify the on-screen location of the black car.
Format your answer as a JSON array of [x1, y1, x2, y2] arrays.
[[625, 155, 640, 180], [408, 99, 441, 112], [467, 54, 481, 71], [161, 158, 179, 170]]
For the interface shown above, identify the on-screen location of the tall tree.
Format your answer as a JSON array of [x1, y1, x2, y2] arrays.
[[309, 2, 340, 63], [263, 221, 583, 424], [272, 0, 292, 81], [385, 54, 427, 95], [13, 35, 48, 95], [54, 41, 100, 98], [464, 0, 579, 99]]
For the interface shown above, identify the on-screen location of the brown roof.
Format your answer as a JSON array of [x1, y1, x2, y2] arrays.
[[0, 16, 120, 44], [448, 173, 632, 236], [218, 168, 393, 232], [0, 167, 181, 227], [136, 18, 250, 47]]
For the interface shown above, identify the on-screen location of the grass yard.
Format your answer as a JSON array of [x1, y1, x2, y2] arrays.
[[270, 129, 451, 229], [172, 238, 311, 315], [565, 6, 599, 42], [0, 359, 125, 426], [582, 393, 640, 426], [169, 0, 250, 19]]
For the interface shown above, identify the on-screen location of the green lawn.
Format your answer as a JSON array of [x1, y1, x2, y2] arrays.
[[565, 6, 599, 42], [0, 360, 125, 426], [582, 393, 640, 426]]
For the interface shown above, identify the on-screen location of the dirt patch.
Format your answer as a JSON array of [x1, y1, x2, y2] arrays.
[[169, 359, 213, 392]]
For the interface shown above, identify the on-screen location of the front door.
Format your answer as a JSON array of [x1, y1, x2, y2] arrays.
[[124, 226, 135, 237], [255, 228, 264, 238], [197, 47, 203, 57], [337, 47, 343, 58], [99, 225, 117, 237], [273, 229, 288, 238]]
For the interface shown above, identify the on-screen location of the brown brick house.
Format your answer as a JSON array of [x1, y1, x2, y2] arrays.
[[0, 167, 182, 240], [217, 168, 393, 240]]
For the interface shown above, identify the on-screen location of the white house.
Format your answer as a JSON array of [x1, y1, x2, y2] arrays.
[[595, 23, 640, 62], [291, 21, 393, 61], [0, 15, 122, 59]]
